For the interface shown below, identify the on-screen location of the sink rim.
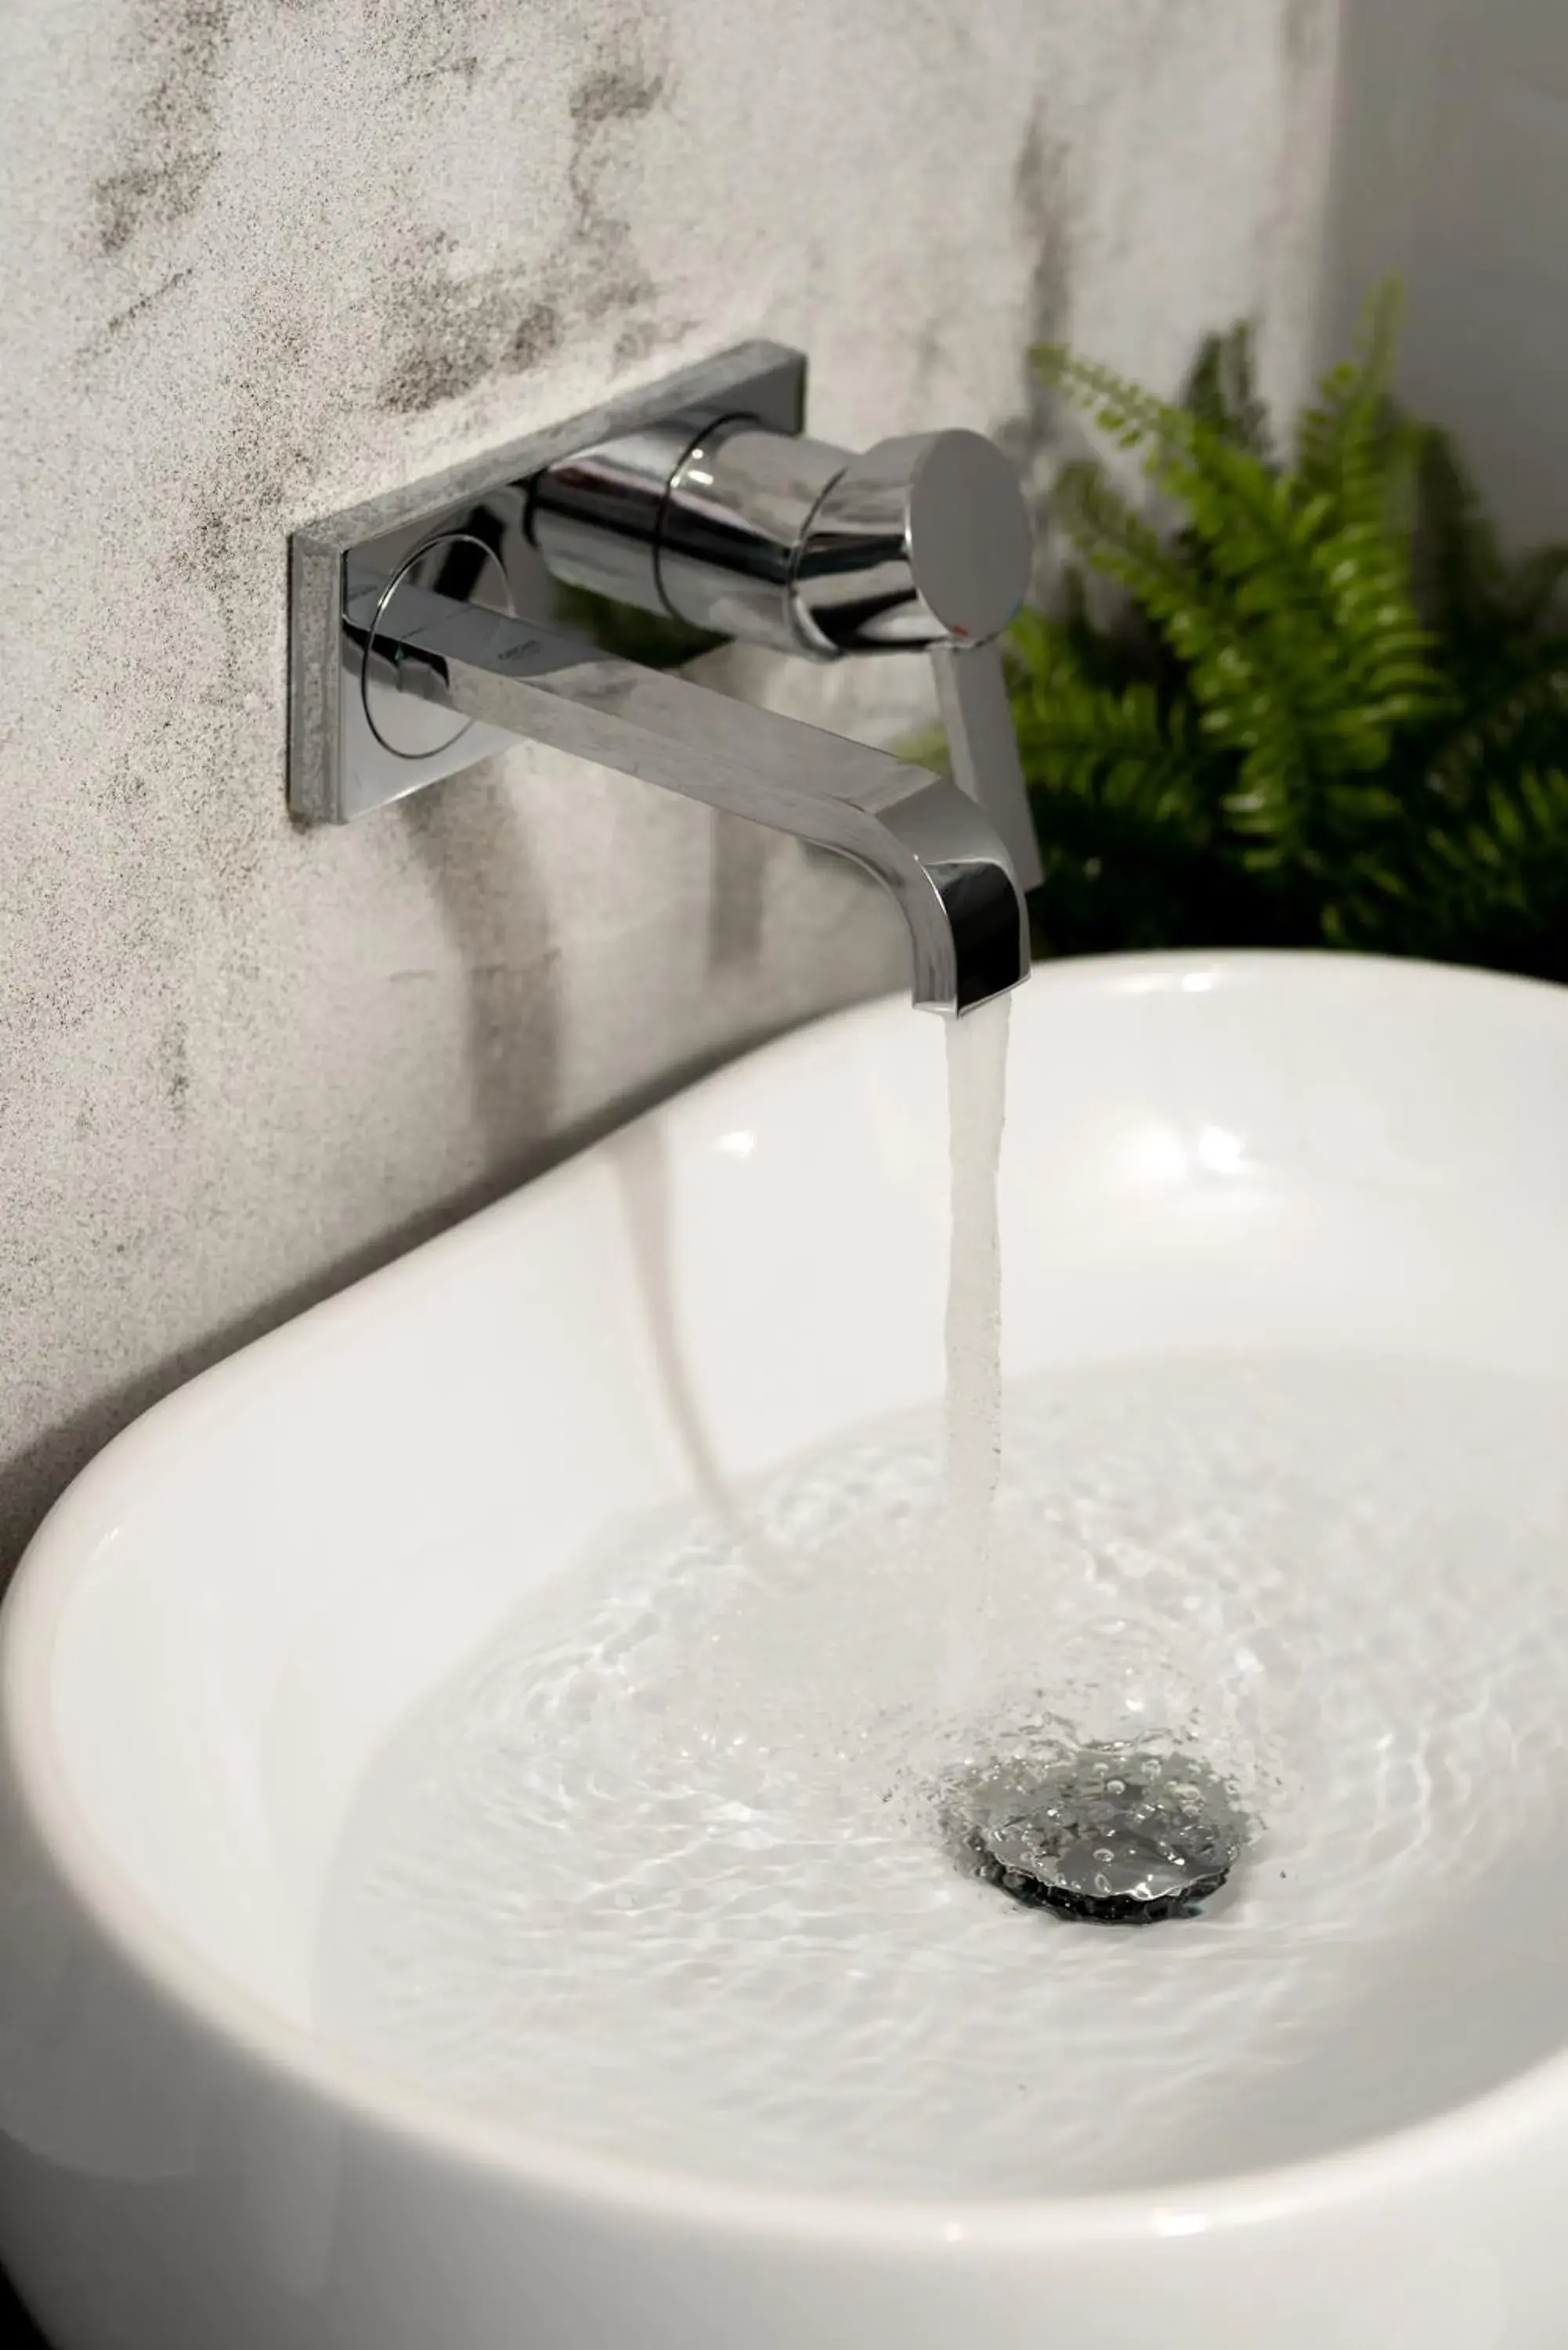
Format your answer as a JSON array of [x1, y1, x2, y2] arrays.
[[7, 943, 1568, 2251]]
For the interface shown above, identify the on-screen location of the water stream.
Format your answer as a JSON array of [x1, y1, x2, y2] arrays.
[[938, 995, 1010, 1712]]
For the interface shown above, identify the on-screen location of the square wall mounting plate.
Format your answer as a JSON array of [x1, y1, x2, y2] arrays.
[[287, 341, 807, 825]]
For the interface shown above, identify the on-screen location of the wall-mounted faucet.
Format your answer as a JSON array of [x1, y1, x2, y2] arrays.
[[288, 344, 1039, 1014]]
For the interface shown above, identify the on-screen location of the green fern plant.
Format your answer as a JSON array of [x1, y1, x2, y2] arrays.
[[1010, 282, 1568, 978]]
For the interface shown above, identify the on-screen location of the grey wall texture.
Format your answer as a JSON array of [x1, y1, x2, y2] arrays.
[[1324, 0, 1568, 547], [0, 0, 1341, 1579]]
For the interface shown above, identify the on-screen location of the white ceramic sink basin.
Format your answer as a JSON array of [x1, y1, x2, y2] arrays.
[[5, 950, 1568, 2350]]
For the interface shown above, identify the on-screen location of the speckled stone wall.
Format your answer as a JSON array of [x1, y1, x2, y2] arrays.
[[0, 0, 1341, 1577]]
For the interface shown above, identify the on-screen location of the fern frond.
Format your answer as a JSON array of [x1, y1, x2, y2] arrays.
[[1422, 638, 1568, 804], [1013, 277, 1568, 981], [1055, 443, 1447, 870], [1157, 432, 1447, 739], [1184, 321, 1274, 461], [1295, 279, 1406, 531], [1050, 461, 1204, 618], [1409, 424, 1505, 636], [1006, 614, 1263, 955], [1032, 343, 1191, 456], [1416, 767, 1568, 967], [1039, 293, 1449, 873], [1007, 611, 1218, 838]]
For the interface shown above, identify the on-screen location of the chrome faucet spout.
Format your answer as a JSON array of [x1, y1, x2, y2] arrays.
[[289, 342, 1040, 1015], [366, 584, 1028, 1014]]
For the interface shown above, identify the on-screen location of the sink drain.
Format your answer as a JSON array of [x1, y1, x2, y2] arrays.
[[943, 1743, 1245, 1925]]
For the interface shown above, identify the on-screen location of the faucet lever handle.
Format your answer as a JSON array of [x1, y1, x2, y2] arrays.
[[790, 430, 1041, 893], [930, 638, 1042, 895], [790, 430, 1032, 656]]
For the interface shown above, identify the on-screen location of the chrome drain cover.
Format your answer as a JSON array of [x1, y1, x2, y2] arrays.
[[945, 1743, 1245, 1925]]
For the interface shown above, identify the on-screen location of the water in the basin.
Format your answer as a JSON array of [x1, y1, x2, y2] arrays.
[[314, 1354, 1568, 2196]]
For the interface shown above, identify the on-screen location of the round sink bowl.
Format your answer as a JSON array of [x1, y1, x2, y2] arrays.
[[3, 950, 1568, 2350]]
